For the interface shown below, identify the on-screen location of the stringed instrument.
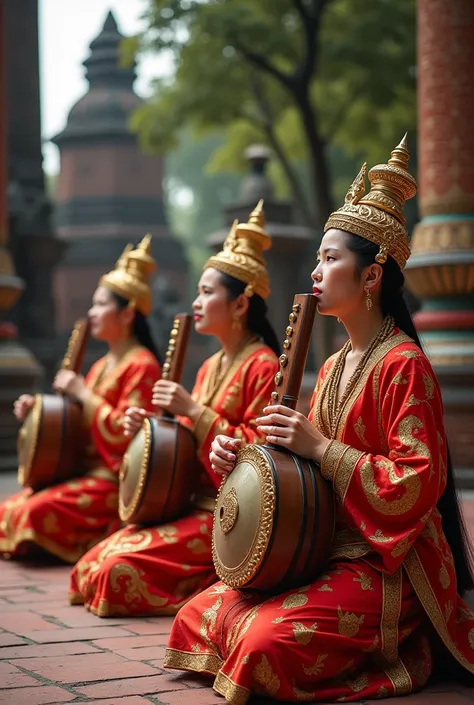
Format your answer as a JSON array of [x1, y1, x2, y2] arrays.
[[119, 313, 202, 525], [18, 318, 90, 491], [212, 293, 335, 592]]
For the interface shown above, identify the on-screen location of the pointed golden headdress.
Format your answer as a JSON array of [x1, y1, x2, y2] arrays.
[[99, 234, 157, 315], [204, 200, 272, 299], [324, 135, 417, 269]]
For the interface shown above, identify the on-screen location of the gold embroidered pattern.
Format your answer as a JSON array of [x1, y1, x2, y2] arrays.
[[253, 654, 280, 696], [302, 653, 328, 676], [381, 568, 402, 663], [354, 416, 368, 445], [360, 419, 424, 516], [292, 622, 318, 645], [369, 529, 394, 543], [383, 658, 413, 696], [353, 571, 374, 591], [281, 593, 309, 610], [337, 606, 364, 637], [163, 647, 223, 675], [404, 548, 474, 674]]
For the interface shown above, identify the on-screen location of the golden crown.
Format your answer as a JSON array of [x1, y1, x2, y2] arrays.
[[204, 200, 272, 299], [324, 135, 417, 269], [100, 234, 157, 315]]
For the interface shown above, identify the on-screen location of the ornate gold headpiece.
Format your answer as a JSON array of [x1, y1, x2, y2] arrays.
[[324, 135, 417, 269], [204, 200, 272, 299], [99, 234, 157, 315]]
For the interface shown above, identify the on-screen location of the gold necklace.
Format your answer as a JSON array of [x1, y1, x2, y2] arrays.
[[200, 333, 259, 407], [316, 316, 395, 438]]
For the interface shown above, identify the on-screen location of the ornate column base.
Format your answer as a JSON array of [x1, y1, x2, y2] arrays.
[[405, 216, 474, 486], [0, 245, 43, 473]]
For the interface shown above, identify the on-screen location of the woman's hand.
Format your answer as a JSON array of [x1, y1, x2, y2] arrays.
[[210, 435, 242, 475], [123, 407, 150, 438], [53, 370, 88, 403], [152, 380, 203, 423], [13, 394, 35, 422], [256, 405, 331, 463]]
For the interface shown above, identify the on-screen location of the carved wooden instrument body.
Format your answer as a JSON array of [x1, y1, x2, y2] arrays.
[[18, 318, 90, 491], [212, 294, 335, 592], [119, 313, 201, 525]]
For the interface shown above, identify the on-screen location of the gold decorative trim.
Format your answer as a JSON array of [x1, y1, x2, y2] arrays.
[[163, 647, 223, 676], [333, 445, 365, 505], [214, 670, 250, 705], [0, 527, 90, 564], [383, 658, 413, 696], [212, 445, 275, 587], [404, 549, 474, 674], [334, 332, 411, 441], [381, 568, 402, 663], [193, 407, 220, 447], [219, 487, 239, 534], [197, 341, 266, 409], [320, 439, 346, 482], [17, 394, 42, 485], [118, 419, 151, 522]]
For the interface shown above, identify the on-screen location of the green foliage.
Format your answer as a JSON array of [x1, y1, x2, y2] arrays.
[[164, 130, 242, 282], [126, 0, 416, 226]]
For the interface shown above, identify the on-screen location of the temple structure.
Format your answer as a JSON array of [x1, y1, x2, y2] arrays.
[[405, 0, 474, 484], [0, 0, 61, 472], [52, 11, 189, 366]]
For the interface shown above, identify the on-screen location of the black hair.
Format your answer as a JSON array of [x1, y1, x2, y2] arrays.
[[217, 272, 281, 358], [111, 293, 161, 365], [345, 231, 474, 596]]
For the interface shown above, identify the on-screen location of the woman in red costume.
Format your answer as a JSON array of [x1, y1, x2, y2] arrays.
[[164, 138, 474, 702], [0, 236, 161, 564], [69, 202, 280, 617]]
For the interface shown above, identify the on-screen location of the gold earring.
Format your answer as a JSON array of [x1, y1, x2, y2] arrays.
[[364, 285, 373, 311], [232, 314, 242, 331]]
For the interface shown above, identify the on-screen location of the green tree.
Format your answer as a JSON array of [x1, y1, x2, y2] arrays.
[[164, 130, 242, 282], [125, 0, 416, 233]]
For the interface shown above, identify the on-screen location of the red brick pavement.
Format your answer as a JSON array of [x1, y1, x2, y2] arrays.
[[1, 497, 474, 704]]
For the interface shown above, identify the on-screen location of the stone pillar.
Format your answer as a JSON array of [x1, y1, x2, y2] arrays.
[[0, 0, 42, 472], [404, 0, 474, 484]]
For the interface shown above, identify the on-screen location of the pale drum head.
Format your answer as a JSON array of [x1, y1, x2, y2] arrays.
[[212, 445, 276, 588]]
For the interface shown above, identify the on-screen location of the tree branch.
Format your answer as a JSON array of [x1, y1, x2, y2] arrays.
[[290, 0, 312, 22], [248, 74, 316, 230], [232, 40, 295, 91]]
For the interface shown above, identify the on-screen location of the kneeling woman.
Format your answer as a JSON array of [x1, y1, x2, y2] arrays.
[[69, 204, 280, 617], [164, 140, 474, 702], [0, 237, 161, 564]]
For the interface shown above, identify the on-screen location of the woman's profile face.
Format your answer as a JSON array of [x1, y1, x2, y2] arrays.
[[88, 286, 132, 342], [311, 229, 366, 319], [192, 268, 238, 337]]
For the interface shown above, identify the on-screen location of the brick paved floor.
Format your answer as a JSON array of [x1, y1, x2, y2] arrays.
[[1, 474, 474, 704]]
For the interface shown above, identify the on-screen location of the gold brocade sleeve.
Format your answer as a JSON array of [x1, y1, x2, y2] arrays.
[[85, 357, 160, 472], [321, 351, 447, 574]]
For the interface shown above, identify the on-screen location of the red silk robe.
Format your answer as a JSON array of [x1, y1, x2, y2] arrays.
[[0, 346, 159, 564], [69, 341, 279, 617], [164, 327, 474, 703]]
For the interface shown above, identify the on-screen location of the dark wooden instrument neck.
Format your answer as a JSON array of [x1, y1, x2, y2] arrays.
[[271, 293, 317, 409], [157, 313, 192, 421]]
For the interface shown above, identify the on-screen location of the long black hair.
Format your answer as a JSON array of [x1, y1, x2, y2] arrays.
[[218, 272, 280, 358], [112, 293, 161, 365], [344, 231, 474, 596]]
